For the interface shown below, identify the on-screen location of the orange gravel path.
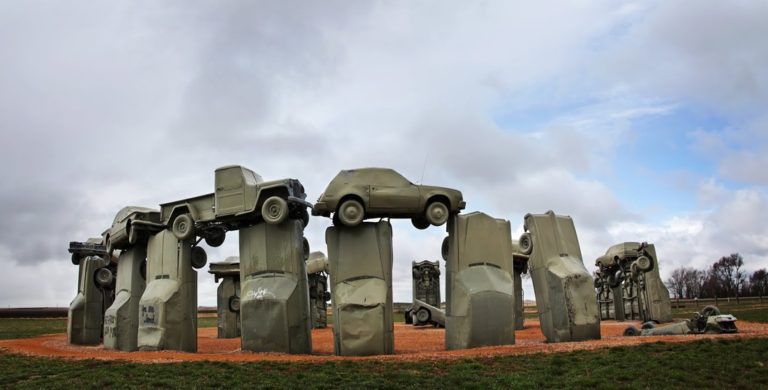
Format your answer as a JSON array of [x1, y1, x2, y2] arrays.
[[1, 320, 767, 364]]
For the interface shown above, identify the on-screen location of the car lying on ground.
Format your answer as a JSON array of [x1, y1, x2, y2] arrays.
[[624, 305, 737, 336], [161, 165, 312, 246], [313, 168, 465, 228]]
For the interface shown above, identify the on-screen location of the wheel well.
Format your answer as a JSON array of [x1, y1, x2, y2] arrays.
[[427, 195, 450, 209], [169, 206, 191, 225], [337, 194, 365, 212], [257, 187, 290, 208]]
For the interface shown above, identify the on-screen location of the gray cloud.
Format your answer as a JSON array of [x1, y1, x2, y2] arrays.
[[1, 1, 767, 306]]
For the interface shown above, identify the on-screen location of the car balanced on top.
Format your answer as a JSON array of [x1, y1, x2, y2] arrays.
[[160, 165, 313, 246], [313, 168, 465, 228]]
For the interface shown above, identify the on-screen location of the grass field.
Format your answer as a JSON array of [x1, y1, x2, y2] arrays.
[[1, 337, 766, 388], [2, 303, 766, 388]]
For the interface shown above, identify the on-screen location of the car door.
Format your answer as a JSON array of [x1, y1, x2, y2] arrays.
[[215, 167, 246, 216], [368, 171, 420, 212]]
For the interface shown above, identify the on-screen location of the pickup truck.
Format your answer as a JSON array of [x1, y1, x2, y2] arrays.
[[160, 165, 312, 246]]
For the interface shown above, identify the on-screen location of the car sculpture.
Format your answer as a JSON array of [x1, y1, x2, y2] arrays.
[[68, 238, 107, 265], [624, 305, 737, 336], [313, 168, 465, 228], [161, 165, 312, 246], [102, 206, 164, 255]]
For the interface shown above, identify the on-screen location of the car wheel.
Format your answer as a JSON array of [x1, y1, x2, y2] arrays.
[[337, 198, 364, 227], [172, 213, 195, 240], [94, 268, 114, 287], [191, 246, 207, 269], [229, 296, 240, 312], [441, 236, 449, 261], [405, 310, 413, 324], [303, 237, 310, 261], [262, 196, 289, 224], [425, 201, 449, 226], [416, 308, 431, 324], [71, 254, 81, 265], [700, 305, 720, 318], [518, 232, 533, 255], [411, 217, 429, 230], [105, 234, 113, 256], [641, 321, 656, 330], [204, 227, 226, 248], [623, 326, 640, 336], [128, 223, 139, 245], [635, 256, 653, 272], [298, 208, 310, 228]]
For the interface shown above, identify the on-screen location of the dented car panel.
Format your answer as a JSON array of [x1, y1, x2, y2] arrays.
[[327, 221, 394, 356], [445, 212, 516, 350], [524, 211, 600, 343]]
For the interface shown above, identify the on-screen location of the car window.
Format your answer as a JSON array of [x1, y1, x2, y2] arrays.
[[377, 170, 412, 186]]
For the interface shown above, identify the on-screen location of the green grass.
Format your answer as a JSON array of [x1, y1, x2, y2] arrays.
[[0, 316, 219, 340], [0, 319, 68, 340], [1, 338, 766, 388], [671, 299, 768, 323]]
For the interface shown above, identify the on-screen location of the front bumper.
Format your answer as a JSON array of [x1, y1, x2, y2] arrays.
[[287, 196, 313, 210], [312, 202, 331, 216]]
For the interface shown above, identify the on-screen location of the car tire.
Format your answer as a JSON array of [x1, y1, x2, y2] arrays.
[[700, 305, 720, 317], [71, 254, 81, 265], [204, 227, 226, 248], [337, 198, 364, 227], [128, 223, 139, 245], [518, 232, 533, 255], [105, 234, 113, 256], [635, 256, 653, 272], [229, 296, 240, 312], [172, 213, 195, 241], [411, 217, 429, 230], [303, 237, 310, 261], [623, 326, 640, 336], [95, 268, 114, 287], [262, 196, 289, 225], [405, 310, 413, 324], [416, 308, 431, 324], [298, 208, 310, 228], [441, 236, 449, 261], [191, 246, 207, 269], [641, 321, 656, 330], [425, 201, 449, 226]]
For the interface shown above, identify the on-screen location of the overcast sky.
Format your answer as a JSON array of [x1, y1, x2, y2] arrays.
[[1, 1, 767, 307]]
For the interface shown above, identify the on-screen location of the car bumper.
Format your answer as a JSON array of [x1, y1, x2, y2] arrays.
[[287, 196, 313, 210], [312, 202, 331, 216]]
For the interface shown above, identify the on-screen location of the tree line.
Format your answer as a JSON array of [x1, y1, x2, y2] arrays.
[[666, 253, 767, 301]]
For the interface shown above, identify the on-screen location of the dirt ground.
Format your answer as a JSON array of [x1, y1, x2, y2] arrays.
[[2, 320, 767, 364]]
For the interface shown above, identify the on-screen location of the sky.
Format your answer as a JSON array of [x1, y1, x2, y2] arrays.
[[1, 1, 767, 307]]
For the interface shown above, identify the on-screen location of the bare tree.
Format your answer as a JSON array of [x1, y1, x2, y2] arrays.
[[712, 253, 746, 303], [682, 268, 703, 299], [752, 269, 768, 302], [667, 267, 686, 299]]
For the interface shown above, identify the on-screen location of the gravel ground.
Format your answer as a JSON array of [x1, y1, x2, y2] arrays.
[[1, 320, 766, 364]]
